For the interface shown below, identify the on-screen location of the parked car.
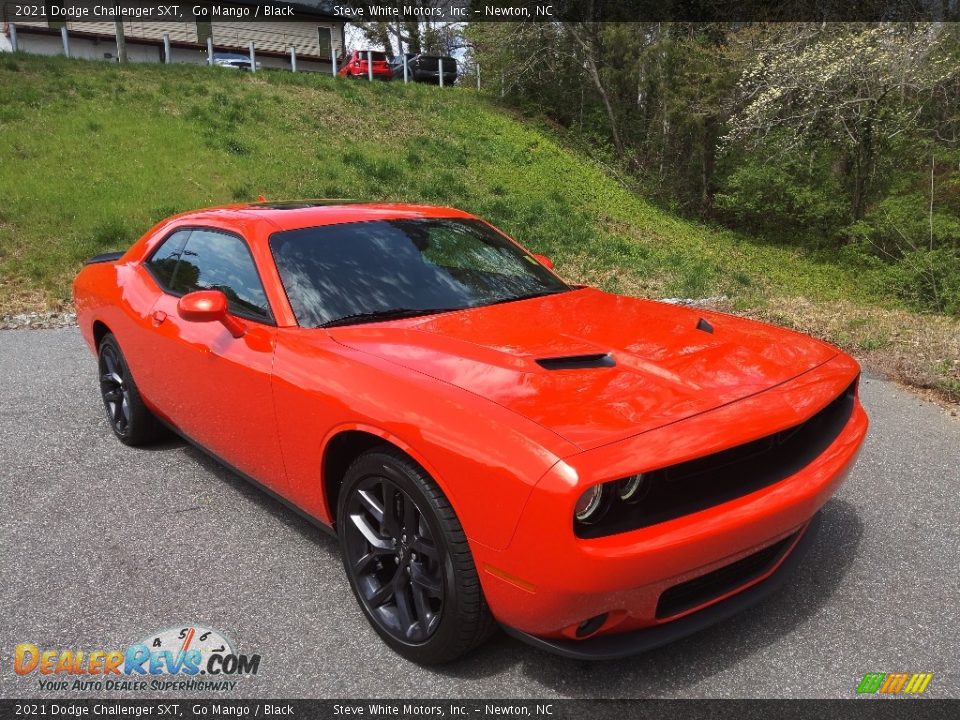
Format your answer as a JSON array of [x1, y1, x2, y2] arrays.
[[211, 53, 261, 71], [338, 50, 392, 80], [390, 53, 458, 85], [73, 201, 867, 664]]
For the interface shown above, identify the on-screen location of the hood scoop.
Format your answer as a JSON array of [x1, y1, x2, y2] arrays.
[[535, 353, 616, 371], [696, 317, 714, 334]]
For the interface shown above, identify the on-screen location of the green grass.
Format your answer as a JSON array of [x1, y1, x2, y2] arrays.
[[4, 54, 957, 402], [0, 52, 896, 313]]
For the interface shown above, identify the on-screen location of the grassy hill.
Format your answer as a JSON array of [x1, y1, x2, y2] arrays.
[[0, 53, 957, 402]]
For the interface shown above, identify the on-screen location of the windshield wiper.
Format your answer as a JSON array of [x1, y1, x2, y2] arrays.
[[320, 307, 460, 328]]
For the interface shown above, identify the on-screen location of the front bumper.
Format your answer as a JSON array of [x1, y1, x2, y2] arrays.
[[473, 354, 867, 647], [501, 511, 821, 660]]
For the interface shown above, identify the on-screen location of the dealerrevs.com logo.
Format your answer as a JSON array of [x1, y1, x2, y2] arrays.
[[14, 625, 260, 692]]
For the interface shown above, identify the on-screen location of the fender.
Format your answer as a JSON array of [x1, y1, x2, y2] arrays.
[[318, 421, 451, 525]]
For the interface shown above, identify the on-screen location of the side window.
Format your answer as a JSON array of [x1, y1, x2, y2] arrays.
[[170, 229, 272, 323], [145, 230, 191, 289]]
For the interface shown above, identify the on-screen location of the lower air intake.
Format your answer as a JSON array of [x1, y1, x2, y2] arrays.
[[655, 530, 800, 619]]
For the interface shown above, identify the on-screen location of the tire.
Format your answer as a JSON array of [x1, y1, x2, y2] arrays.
[[97, 333, 164, 446], [337, 448, 494, 664]]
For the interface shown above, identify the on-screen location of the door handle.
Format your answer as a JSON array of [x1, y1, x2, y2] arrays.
[[152, 310, 167, 326]]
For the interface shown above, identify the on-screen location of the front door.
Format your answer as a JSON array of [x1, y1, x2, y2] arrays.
[[141, 226, 286, 492]]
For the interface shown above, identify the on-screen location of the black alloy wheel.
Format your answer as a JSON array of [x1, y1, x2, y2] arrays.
[[338, 449, 494, 664], [99, 341, 131, 438], [97, 334, 164, 446], [343, 475, 444, 643]]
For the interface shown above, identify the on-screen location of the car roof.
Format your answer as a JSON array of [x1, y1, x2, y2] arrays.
[[166, 201, 477, 233]]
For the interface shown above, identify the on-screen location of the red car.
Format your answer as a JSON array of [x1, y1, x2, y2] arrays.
[[73, 202, 868, 664], [338, 50, 392, 80]]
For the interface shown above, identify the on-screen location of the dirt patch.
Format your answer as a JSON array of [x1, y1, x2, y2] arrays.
[[743, 297, 960, 411]]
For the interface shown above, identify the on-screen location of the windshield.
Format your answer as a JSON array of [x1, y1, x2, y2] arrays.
[[269, 218, 570, 328]]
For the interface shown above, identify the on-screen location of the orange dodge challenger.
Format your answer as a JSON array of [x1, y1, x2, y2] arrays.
[[73, 201, 868, 664]]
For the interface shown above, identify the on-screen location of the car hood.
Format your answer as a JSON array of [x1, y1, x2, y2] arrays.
[[328, 288, 837, 450]]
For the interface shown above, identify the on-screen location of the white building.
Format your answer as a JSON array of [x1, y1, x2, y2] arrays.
[[2, 1, 346, 73]]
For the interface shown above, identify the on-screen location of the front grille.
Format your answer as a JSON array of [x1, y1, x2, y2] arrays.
[[655, 531, 799, 619], [576, 379, 857, 539]]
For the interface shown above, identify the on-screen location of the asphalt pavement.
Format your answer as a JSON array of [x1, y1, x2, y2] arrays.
[[1, 327, 958, 699]]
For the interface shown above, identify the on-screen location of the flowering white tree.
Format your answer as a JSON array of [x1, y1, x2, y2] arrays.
[[725, 23, 960, 222]]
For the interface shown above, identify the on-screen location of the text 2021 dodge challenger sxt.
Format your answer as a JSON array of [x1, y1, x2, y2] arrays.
[[73, 201, 868, 664]]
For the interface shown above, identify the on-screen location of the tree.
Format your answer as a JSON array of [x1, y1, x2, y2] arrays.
[[566, 21, 624, 156], [724, 23, 960, 224], [468, 22, 738, 210], [351, 6, 466, 58]]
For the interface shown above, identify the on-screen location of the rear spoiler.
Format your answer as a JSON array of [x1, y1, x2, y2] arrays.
[[86, 251, 124, 265]]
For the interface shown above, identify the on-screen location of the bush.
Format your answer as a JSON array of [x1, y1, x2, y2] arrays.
[[844, 192, 960, 314], [847, 193, 960, 261], [714, 150, 847, 246], [885, 248, 960, 315]]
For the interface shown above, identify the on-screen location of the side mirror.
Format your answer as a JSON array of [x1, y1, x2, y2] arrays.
[[177, 290, 246, 338], [533, 253, 554, 270]]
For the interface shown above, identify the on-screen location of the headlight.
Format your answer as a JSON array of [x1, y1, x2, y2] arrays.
[[617, 473, 649, 503], [574, 485, 609, 524], [574, 473, 650, 531]]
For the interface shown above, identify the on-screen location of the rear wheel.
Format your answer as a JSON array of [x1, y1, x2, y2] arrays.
[[338, 449, 494, 664], [97, 334, 164, 446]]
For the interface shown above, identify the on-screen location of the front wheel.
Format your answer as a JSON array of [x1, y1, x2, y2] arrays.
[[337, 449, 494, 664]]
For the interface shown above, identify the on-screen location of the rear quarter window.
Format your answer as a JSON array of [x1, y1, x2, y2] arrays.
[[145, 230, 191, 289]]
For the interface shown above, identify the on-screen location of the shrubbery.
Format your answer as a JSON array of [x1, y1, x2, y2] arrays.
[[473, 22, 960, 315], [714, 146, 847, 248]]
